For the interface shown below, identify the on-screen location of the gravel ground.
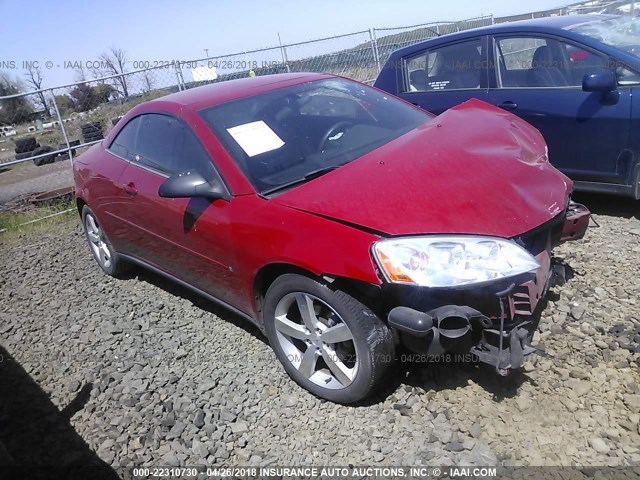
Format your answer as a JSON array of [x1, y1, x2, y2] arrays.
[[0, 194, 639, 476]]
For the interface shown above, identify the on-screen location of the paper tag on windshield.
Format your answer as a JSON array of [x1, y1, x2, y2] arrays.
[[227, 120, 284, 157]]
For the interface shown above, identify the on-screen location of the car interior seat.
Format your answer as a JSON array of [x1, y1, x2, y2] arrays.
[[409, 69, 428, 91], [428, 44, 482, 90], [529, 45, 569, 87]]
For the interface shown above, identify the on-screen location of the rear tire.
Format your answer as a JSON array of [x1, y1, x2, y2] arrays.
[[58, 141, 79, 158], [31, 145, 56, 166], [15, 151, 33, 161], [263, 274, 394, 404], [82, 123, 104, 143], [14, 137, 38, 153], [81, 205, 130, 277], [83, 134, 104, 143], [81, 121, 102, 132]]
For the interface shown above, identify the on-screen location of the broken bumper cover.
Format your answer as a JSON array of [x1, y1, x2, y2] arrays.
[[387, 267, 550, 374], [385, 203, 590, 374], [560, 202, 590, 243]]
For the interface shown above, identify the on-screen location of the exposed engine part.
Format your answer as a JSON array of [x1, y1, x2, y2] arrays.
[[389, 305, 489, 357], [560, 202, 590, 242], [389, 298, 544, 373], [549, 260, 567, 288]]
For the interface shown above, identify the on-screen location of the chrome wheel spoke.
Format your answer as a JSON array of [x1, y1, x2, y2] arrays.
[[99, 248, 109, 266], [298, 347, 318, 379], [295, 293, 319, 331], [100, 243, 111, 261], [87, 230, 100, 243], [320, 323, 352, 344], [275, 315, 310, 340], [274, 291, 358, 390], [86, 215, 99, 234], [321, 346, 353, 386]]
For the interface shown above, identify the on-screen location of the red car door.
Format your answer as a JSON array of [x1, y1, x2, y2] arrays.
[[115, 113, 245, 309], [77, 120, 138, 251]]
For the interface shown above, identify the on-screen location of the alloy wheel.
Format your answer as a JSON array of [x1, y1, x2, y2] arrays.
[[273, 292, 358, 389], [85, 213, 112, 269]]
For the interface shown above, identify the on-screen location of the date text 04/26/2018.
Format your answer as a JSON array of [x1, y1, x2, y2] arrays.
[[131, 60, 285, 70]]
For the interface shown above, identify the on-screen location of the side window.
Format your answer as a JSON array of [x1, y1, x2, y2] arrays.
[[108, 116, 141, 160], [110, 113, 220, 179], [403, 39, 483, 92], [135, 114, 181, 173], [174, 126, 216, 178], [562, 44, 608, 84], [495, 36, 607, 88], [617, 65, 640, 85]]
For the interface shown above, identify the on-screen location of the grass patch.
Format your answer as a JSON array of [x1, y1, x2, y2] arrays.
[[0, 200, 76, 233]]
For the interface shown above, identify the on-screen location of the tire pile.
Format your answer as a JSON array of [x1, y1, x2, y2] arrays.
[[13, 137, 82, 166], [57, 140, 80, 161], [14, 137, 41, 162], [81, 122, 104, 144], [10, 120, 104, 167], [15, 138, 57, 167]]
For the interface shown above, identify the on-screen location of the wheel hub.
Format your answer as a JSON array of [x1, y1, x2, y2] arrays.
[[309, 329, 322, 348]]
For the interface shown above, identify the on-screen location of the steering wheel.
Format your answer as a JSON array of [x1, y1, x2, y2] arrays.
[[319, 121, 352, 152]]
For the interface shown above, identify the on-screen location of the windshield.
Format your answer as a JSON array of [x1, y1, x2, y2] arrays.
[[569, 16, 640, 57], [199, 78, 432, 194]]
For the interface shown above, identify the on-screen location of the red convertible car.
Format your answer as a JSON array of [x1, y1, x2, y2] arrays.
[[74, 73, 589, 403]]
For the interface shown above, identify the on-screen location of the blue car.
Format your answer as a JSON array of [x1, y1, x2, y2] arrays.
[[374, 15, 640, 199]]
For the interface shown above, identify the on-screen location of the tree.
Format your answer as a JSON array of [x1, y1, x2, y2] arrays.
[[100, 47, 129, 98], [93, 83, 116, 103], [54, 94, 75, 115], [69, 83, 99, 112], [67, 83, 114, 112], [141, 71, 155, 94], [0, 72, 33, 125], [73, 64, 87, 83], [24, 65, 51, 116]]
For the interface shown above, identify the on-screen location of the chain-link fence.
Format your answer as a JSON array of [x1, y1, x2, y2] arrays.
[[0, 14, 494, 189], [0, 0, 637, 229], [373, 16, 494, 69]]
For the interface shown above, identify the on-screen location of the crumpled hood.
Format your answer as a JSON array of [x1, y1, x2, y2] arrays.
[[274, 99, 572, 238]]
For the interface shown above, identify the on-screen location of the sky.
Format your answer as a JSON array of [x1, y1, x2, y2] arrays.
[[0, 0, 565, 89]]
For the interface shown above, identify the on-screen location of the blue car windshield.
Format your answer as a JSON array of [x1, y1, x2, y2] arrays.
[[199, 78, 432, 194], [570, 16, 640, 57]]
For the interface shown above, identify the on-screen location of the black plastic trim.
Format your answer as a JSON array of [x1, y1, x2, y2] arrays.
[[573, 180, 634, 197]]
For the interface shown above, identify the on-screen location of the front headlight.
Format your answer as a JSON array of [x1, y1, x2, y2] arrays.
[[372, 235, 540, 287]]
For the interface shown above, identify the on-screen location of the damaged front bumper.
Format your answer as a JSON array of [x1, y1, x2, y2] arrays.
[[384, 202, 590, 375]]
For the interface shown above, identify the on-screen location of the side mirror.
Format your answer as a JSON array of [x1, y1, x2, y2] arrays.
[[158, 170, 230, 201], [582, 70, 617, 93]]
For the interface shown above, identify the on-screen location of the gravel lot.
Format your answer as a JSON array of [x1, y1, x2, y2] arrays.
[[0, 193, 639, 476]]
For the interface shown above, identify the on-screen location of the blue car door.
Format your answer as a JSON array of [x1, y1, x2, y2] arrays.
[[393, 36, 490, 115], [487, 34, 632, 185]]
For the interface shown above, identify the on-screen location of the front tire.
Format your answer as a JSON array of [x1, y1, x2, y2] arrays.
[[81, 205, 130, 277], [263, 274, 394, 403]]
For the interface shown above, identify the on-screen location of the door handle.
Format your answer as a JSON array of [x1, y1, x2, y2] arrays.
[[123, 182, 137, 196], [498, 101, 518, 110]]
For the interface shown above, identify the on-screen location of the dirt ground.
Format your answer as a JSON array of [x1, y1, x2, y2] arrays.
[[0, 160, 74, 207]]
